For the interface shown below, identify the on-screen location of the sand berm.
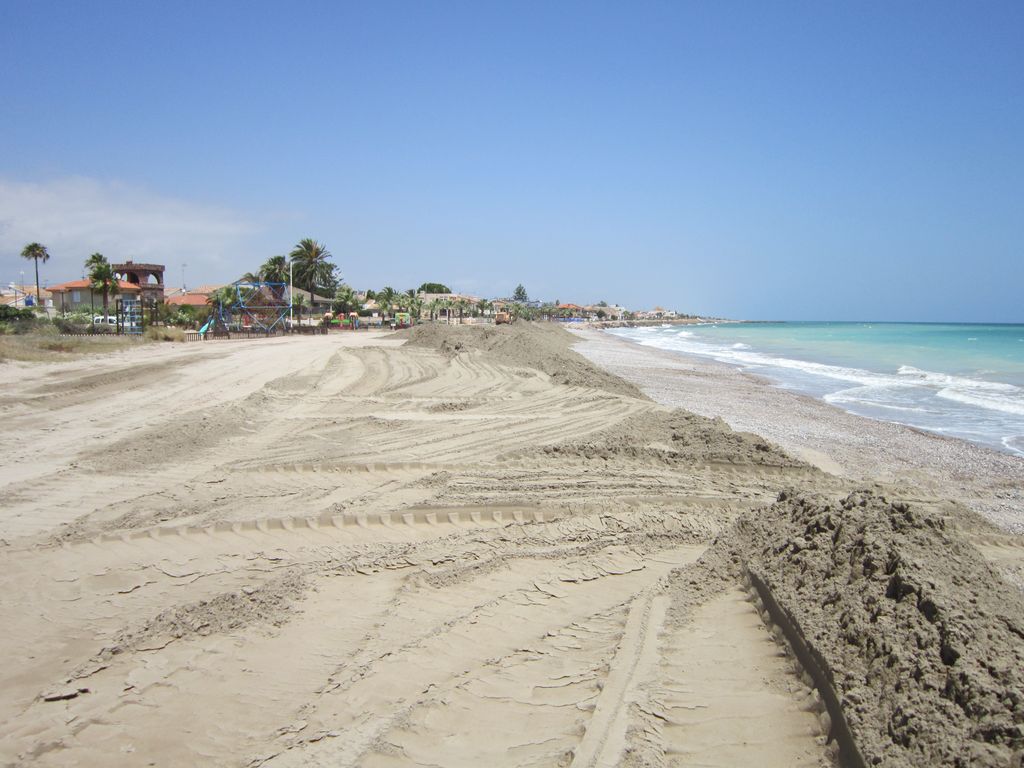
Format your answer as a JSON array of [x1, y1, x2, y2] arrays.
[[0, 321, 1020, 767]]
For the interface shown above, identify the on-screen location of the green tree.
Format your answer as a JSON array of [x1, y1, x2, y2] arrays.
[[208, 286, 237, 311], [332, 284, 357, 315], [259, 255, 289, 283], [20, 242, 50, 308], [289, 239, 337, 299], [437, 298, 453, 323], [417, 282, 451, 294], [408, 296, 424, 322], [512, 284, 528, 303], [291, 291, 307, 325], [85, 253, 120, 318], [377, 286, 398, 318]]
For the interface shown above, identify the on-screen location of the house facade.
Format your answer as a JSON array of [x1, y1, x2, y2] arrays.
[[48, 280, 141, 313]]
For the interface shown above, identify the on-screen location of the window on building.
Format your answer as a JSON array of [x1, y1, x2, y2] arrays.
[[71, 290, 80, 302]]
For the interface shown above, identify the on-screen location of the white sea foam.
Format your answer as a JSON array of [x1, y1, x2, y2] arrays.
[[824, 388, 931, 413], [896, 366, 1024, 416], [606, 327, 1024, 454], [1002, 435, 1024, 456]]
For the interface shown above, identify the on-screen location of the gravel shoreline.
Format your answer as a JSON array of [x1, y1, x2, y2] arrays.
[[569, 326, 1024, 534]]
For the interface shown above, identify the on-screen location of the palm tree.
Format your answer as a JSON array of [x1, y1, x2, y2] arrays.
[[291, 292, 308, 326], [208, 286, 236, 310], [85, 253, 120, 319], [206, 286, 236, 330], [258, 255, 290, 301], [454, 298, 470, 324], [20, 242, 50, 307], [377, 286, 398, 319], [408, 297, 424, 323], [333, 284, 357, 315], [259, 255, 289, 284], [289, 239, 336, 301], [438, 298, 453, 324], [477, 299, 493, 318]]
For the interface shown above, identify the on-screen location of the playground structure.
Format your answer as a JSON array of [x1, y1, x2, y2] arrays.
[[199, 281, 290, 338]]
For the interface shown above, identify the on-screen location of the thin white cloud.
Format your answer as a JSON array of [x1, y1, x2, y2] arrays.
[[0, 176, 263, 284]]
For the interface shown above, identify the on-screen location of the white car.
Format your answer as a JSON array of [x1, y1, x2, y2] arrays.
[[93, 316, 117, 326]]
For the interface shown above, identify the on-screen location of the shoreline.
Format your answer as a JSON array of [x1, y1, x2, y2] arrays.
[[569, 325, 1024, 533]]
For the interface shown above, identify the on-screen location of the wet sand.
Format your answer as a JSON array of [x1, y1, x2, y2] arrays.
[[0, 323, 1020, 766]]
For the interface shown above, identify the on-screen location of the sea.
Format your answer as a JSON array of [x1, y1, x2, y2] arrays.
[[606, 322, 1024, 457]]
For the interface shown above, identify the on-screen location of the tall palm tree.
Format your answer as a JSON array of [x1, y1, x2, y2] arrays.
[[20, 242, 50, 307], [289, 239, 336, 301], [85, 253, 120, 318]]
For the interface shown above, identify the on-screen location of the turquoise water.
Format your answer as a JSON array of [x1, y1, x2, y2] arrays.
[[607, 322, 1024, 456]]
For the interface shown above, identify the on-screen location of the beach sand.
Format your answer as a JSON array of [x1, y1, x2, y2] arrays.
[[0, 323, 1020, 766]]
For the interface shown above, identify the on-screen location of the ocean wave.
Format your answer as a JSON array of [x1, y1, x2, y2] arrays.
[[823, 388, 931, 413], [614, 329, 1024, 419], [896, 366, 1024, 416], [1002, 435, 1024, 456], [607, 325, 1024, 456], [935, 388, 1024, 416]]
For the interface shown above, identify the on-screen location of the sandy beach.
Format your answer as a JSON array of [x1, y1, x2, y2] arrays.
[[1, 324, 1021, 767]]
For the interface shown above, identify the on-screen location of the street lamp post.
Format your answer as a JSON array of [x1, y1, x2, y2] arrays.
[[182, 263, 187, 292], [289, 260, 293, 329]]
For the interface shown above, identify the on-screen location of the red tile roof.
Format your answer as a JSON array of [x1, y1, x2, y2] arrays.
[[165, 293, 210, 307], [49, 279, 140, 292]]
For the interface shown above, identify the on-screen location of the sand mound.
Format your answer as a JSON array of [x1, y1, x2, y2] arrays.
[[404, 322, 645, 398], [738, 490, 1024, 767], [535, 409, 805, 468]]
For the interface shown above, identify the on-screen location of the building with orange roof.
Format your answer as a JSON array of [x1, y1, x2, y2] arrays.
[[48, 279, 140, 314], [165, 292, 210, 308]]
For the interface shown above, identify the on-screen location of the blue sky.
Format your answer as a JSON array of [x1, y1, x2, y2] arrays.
[[2, 1, 1022, 320]]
